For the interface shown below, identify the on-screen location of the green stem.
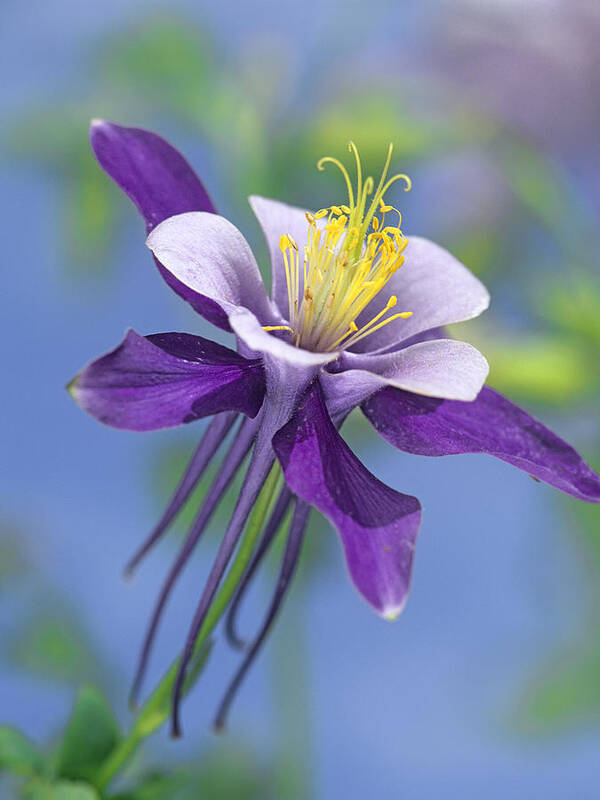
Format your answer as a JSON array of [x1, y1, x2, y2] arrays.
[[96, 463, 284, 792]]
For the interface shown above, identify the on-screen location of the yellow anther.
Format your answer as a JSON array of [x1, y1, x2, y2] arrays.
[[372, 217, 380, 232], [340, 204, 351, 213], [314, 209, 329, 220], [330, 205, 343, 215]]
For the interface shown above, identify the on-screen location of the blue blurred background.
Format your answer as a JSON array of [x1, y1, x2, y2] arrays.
[[2, 0, 600, 797]]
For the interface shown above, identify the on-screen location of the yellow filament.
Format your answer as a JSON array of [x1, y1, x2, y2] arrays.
[[263, 325, 294, 333], [330, 320, 358, 350], [343, 311, 413, 349]]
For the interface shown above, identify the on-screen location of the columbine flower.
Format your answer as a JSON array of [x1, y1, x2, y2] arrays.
[[70, 120, 600, 734]]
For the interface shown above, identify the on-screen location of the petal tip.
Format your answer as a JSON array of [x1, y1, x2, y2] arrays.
[[89, 117, 112, 134], [66, 374, 80, 400], [382, 600, 407, 622]]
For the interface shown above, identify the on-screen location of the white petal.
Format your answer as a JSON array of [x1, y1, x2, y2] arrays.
[[249, 195, 311, 318], [147, 211, 276, 323], [321, 339, 490, 417], [352, 236, 490, 353], [229, 307, 338, 368]]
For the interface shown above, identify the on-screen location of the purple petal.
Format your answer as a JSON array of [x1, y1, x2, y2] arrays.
[[69, 330, 265, 431], [89, 119, 229, 329], [273, 381, 422, 618], [90, 119, 216, 228], [249, 195, 310, 317], [146, 212, 276, 325], [362, 386, 600, 503], [322, 339, 489, 417], [351, 236, 490, 354]]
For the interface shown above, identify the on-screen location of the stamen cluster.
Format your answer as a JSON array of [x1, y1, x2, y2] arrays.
[[267, 142, 413, 352]]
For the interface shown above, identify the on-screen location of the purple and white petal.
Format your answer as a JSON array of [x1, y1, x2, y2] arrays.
[[229, 307, 338, 368], [322, 339, 489, 417], [69, 330, 265, 431], [351, 236, 490, 354], [363, 386, 600, 503], [146, 212, 277, 325], [249, 195, 311, 317], [90, 119, 229, 329], [273, 381, 422, 618]]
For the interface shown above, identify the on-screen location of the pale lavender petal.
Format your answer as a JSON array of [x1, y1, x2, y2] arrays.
[[363, 386, 600, 503], [351, 236, 490, 353], [249, 195, 310, 316], [146, 212, 277, 325], [69, 330, 265, 431], [321, 339, 489, 417], [90, 119, 229, 329], [229, 307, 338, 368], [273, 382, 422, 618]]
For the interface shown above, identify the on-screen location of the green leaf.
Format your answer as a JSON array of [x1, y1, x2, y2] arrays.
[[56, 686, 121, 785], [23, 778, 100, 800], [0, 727, 45, 777]]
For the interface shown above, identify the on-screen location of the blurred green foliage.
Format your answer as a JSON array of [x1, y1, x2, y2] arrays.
[[1, 684, 273, 800], [0, 523, 113, 690]]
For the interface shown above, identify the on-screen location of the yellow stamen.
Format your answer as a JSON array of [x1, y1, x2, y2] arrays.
[[274, 142, 413, 352], [343, 311, 412, 349], [329, 320, 358, 350]]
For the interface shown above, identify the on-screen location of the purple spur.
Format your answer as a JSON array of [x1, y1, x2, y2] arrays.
[[69, 120, 600, 734]]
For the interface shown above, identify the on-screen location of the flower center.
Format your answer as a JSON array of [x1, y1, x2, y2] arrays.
[[266, 142, 413, 352]]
